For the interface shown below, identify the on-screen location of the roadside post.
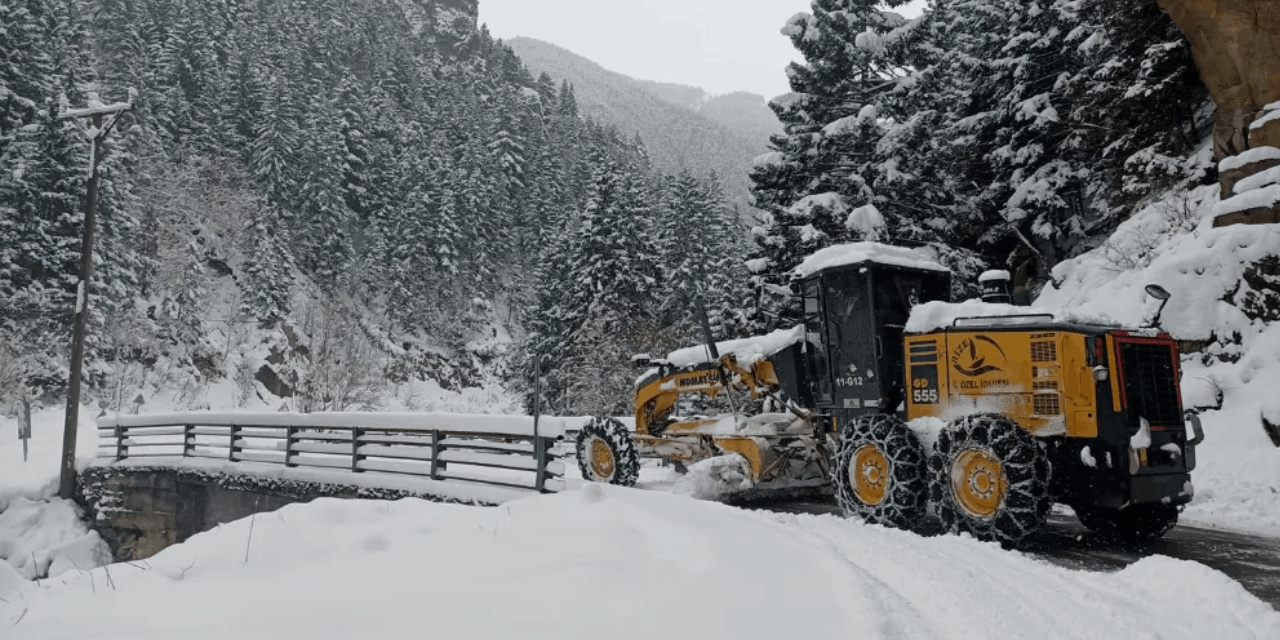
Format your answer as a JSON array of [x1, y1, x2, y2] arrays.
[[18, 399, 32, 462]]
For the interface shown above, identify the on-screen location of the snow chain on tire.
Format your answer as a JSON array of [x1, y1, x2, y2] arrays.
[[834, 414, 928, 530], [1073, 502, 1180, 543], [930, 413, 1051, 547], [575, 417, 640, 487]]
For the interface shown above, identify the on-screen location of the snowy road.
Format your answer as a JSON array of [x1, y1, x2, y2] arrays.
[[5, 486, 1280, 639], [761, 499, 1280, 610]]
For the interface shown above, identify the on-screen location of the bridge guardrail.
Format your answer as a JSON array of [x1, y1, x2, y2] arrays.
[[96, 412, 578, 493]]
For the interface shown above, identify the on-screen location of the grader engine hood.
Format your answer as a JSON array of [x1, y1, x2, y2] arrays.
[[905, 325, 1101, 438]]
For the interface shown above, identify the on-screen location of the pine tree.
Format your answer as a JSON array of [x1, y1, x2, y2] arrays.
[[749, 1, 917, 280], [239, 206, 293, 323]]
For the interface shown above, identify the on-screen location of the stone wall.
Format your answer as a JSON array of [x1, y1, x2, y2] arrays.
[[78, 467, 484, 561]]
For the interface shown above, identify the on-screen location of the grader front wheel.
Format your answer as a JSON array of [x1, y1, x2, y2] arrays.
[[575, 417, 640, 486], [834, 414, 928, 530]]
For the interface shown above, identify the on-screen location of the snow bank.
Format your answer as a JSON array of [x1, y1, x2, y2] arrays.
[[793, 241, 948, 278], [1039, 197, 1280, 341], [0, 498, 110, 582], [2, 488, 1276, 638], [0, 404, 100, 509], [665, 325, 805, 368]]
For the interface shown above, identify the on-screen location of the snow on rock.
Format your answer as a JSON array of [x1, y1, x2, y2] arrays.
[[0, 498, 110, 581], [1212, 183, 1280, 216], [793, 241, 949, 278], [1249, 107, 1280, 131], [1218, 146, 1280, 173], [2, 489, 1277, 639], [666, 326, 805, 368], [1233, 164, 1280, 195], [905, 299, 1121, 334]]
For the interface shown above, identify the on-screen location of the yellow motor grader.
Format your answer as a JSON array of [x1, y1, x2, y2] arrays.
[[575, 242, 1205, 546]]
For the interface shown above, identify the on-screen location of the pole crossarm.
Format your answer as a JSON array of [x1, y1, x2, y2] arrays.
[[58, 101, 132, 121]]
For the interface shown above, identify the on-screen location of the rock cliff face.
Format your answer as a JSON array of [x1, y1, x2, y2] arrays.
[[395, 0, 478, 56], [1157, 0, 1280, 155], [1159, 0, 1280, 226]]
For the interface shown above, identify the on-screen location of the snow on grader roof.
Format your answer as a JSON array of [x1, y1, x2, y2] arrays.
[[905, 299, 1124, 333], [665, 326, 805, 369], [792, 242, 949, 278]]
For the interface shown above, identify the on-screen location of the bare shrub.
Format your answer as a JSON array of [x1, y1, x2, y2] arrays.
[[293, 296, 384, 413]]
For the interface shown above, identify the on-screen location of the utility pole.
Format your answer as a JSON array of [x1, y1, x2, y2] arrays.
[[57, 92, 133, 500]]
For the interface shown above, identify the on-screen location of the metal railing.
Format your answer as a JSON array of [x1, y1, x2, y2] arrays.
[[96, 412, 573, 493]]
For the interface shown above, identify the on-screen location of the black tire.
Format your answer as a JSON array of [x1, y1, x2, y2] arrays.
[[833, 414, 928, 529], [575, 417, 640, 486], [929, 413, 1051, 547], [1073, 502, 1180, 543]]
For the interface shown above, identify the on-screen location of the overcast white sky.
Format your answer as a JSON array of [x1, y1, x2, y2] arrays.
[[479, 1, 928, 100]]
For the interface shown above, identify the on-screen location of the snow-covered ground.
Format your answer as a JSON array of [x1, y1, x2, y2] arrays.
[[2, 486, 1277, 638]]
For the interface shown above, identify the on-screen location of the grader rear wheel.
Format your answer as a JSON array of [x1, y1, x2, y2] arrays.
[[575, 417, 640, 486], [930, 414, 1051, 547], [834, 414, 928, 529]]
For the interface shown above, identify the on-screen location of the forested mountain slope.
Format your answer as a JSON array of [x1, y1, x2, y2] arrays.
[[633, 81, 781, 150], [0, 0, 749, 415], [506, 37, 772, 213]]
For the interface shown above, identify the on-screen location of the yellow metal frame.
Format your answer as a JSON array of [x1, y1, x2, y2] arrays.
[[633, 355, 784, 437]]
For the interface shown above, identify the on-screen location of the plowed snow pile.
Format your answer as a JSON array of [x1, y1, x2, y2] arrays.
[[2, 486, 1277, 639]]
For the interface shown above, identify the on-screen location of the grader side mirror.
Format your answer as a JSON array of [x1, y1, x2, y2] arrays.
[[1144, 284, 1171, 328]]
